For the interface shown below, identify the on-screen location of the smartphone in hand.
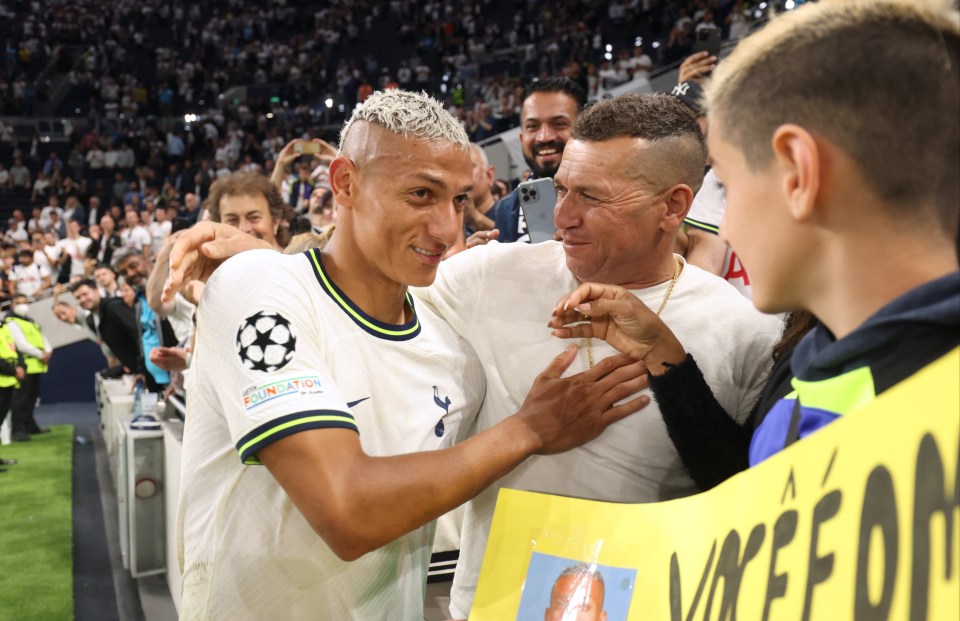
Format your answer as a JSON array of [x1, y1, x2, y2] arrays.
[[693, 27, 722, 57], [294, 142, 322, 155], [518, 178, 557, 243]]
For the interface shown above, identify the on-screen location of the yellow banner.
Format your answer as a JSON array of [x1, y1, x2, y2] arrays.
[[471, 349, 960, 621]]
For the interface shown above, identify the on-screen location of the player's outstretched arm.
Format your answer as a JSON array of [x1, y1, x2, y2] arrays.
[[259, 346, 649, 561], [161, 222, 274, 303]]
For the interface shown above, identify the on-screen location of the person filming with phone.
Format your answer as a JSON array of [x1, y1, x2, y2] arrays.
[[468, 77, 586, 247]]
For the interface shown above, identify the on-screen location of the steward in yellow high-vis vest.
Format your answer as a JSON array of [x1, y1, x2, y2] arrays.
[[0, 322, 25, 469], [4, 295, 52, 441]]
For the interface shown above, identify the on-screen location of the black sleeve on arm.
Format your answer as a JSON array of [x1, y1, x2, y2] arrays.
[[649, 354, 754, 491], [0, 358, 18, 376]]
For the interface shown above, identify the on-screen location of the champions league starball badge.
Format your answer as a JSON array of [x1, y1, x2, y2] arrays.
[[236, 311, 297, 373]]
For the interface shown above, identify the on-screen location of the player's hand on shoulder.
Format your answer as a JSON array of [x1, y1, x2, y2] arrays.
[[162, 222, 273, 303], [515, 345, 650, 455]]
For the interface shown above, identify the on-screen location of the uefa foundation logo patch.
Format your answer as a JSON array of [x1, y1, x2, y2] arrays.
[[236, 311, 297, 373]]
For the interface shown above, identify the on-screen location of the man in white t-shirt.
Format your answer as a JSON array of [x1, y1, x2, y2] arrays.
[[56, 220, 92, 281], [42, 232, 65, 282], [8, 250, 51, 299], [4, 217, 28, 243], [40, 196, 64, 230], [85, 145, 105, 169], [149, 206, 172, 255], [174, 90, 645, 620], [628, 44, 654, 81], [414, 94, 781, 618], [119, 210, 152, 258]]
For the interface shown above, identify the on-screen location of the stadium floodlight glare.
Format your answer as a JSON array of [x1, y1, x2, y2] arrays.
[[604, 52, 613, 60], [184, 114, 198, 123], [634, 37, 643, 47], [266, 112, 274, 119], [785, 0, 795, 8], [325, 98, 333, 108], [605, 44, 613, 52], [759, 2, 767, 8], [652, 41, 661, 49]]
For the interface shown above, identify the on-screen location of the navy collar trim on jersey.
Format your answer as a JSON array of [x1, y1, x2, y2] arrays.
[[304, 248, 421, 341]]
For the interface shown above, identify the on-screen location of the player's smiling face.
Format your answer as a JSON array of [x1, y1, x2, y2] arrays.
[[348, 131, 473, 288]]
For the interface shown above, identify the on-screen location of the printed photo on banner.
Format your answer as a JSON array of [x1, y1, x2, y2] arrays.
[[515, 552, 635, 621]]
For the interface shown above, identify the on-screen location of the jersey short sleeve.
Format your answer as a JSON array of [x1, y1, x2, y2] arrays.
[[195, 250, 356, 465], [684, 169, 726, 234]]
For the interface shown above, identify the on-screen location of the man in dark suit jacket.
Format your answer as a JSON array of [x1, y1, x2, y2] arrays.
[[87, 214, 124, 266], [70, 279, 141, 373]]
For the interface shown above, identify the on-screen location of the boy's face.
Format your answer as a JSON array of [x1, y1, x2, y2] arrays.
[[709, 123, 803, 314]]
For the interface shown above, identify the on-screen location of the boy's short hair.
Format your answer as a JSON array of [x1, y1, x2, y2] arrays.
[[705, 0, 959, 230]]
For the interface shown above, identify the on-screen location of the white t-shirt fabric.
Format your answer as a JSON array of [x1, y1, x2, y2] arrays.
[[178, 249, 484, 621], [165, 293, 196, 345], [149, 220, 171, 255], [40, 205, 64, 225], [56, 236, 92, 279], [43, 245, 62, 280], [413, 241, 781, 618], [33, 249, 52, 272], [6, 223, 28, 242], [9, 263, 50, 297], [685, 169, 753, 298], [120, 225, 152, 253]]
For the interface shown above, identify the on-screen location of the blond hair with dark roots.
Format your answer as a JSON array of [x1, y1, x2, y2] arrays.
[[705, 0, 960, 231], [338, 89, 470, 152]]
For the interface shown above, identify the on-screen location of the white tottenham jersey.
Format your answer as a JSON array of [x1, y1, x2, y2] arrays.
[[413, 241, 781, 617], [178, 249, 484, 621], [684, 169, 753, 299]]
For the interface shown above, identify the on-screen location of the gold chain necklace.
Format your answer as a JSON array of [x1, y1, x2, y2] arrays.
[[582, 255, 682, 368]]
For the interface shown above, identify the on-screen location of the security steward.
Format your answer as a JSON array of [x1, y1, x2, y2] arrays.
[[4, 295, 52, 442], [0, 321, 26, 469]]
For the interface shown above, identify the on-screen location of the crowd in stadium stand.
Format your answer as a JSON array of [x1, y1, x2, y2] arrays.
[[0, 0, 752, 306]]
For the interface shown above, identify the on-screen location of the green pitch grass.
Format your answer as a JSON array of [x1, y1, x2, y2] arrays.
[[0, 425, 74, 621]]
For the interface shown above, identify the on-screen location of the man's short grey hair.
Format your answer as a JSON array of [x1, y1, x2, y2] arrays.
[[110, 247, 141, 268], [470, 143, 490, 167], [338, 89, 470, 151]]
